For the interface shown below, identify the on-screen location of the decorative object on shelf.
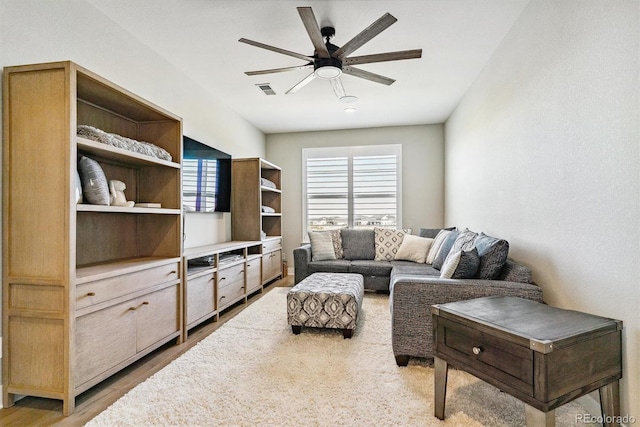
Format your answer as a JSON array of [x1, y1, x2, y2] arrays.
[[109, 180, 135, 207], [78, 155, 110, 205], [74, 170, 83, 204], [135, 202, 162, 208], [77, 125, 172, 161]]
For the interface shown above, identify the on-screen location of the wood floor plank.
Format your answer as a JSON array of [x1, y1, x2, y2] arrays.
[[0, 277, 293, 427]]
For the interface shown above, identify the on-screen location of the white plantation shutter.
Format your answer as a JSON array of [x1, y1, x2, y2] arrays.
[[303, 145, 402, 236]]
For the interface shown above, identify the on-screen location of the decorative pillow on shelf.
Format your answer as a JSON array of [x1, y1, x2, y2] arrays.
[[78, 156, 110, 205], [474, 233, 510, 279], [394, 235, 434, 263], [440, 247, 480, 279], [432, 230, 461, 270], [374, 228, 412, 261], [308, 231, 337, 261], [426, 229, 451, 264]]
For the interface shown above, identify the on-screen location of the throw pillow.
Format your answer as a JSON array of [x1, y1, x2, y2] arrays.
[[394, 235, 434, 263], [432, 230, 461, 270], [440, 247, 480, 279], [341, 229, 376, 260], [329, 229, 344, 259], [418, 226, 456, 239], [474, 232, 510, 279], [426, 229, 451, 264], [78, 156, 110, 205], [449, 228, 479, 254], [374, 228, 411, 261], [308, 231, 337, 261]]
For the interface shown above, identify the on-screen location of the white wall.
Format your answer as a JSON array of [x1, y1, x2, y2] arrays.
[[0, 0, 266, 249], [266, 124, 444, 266], [445, 0, 639, 419]]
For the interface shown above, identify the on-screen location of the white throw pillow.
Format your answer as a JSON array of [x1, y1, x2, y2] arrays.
[[308, 231, 337, 261], [394, 235, 434, 263], [426, 229, 451, 264]]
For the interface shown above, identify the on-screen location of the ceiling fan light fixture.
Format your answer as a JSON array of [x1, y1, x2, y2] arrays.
[[339, 95, 358, 104], [314, 65, 342, 79]]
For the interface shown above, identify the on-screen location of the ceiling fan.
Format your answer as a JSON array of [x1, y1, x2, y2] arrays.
[[239, 7, 422, 101]]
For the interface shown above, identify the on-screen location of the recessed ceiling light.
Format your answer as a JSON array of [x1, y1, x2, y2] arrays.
[[344, 107, 357, 113]]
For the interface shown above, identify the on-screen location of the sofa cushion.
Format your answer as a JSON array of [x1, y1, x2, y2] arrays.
[[426, 229, 453, 264], [474, 233, 510, 279], [341, 229, 376, 260], [440, 247, 480, 279], [497, 259, 533, 284], [308, 260, 351, 274], [390, 263, 440, 277], [418, 226, 456, 239], [432, 230, 461, 270], [374, 228, 410, 261], [394, 235, 433, 263], [349, 260, 393, 277], [308, 231, 337, 261]]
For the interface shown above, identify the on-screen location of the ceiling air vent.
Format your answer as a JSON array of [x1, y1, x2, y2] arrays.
[[256, 83, 276, 95]]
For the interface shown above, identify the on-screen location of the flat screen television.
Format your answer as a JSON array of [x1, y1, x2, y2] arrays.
[[182, 136, 232, 213]]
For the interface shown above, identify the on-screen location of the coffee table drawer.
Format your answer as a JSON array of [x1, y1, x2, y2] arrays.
[[436, 317, 534, 396]]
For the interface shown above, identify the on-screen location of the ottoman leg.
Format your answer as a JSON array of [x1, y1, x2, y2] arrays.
[[395, 355, 410, 367], [342, 329, 353, 339], [291, 325, 302, 335]]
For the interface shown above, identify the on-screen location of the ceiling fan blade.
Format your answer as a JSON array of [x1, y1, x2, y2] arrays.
[[245, 64, 312, 76], [329, 77, 346, 99], [333, 13, 397, 59], [343, 65, 395, 85], [286, 73, 316, 94], [344, 49, 422, 66], [239, 38, 313, 62], [297, 7, 330, 59]]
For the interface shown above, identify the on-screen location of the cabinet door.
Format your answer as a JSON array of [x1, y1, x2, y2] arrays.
[[246, 258, 262, 293], [136, 285, 180, 351], [262, 250, 282, 283], [75, 301, 137, 388], [186, 272, 216, 325]]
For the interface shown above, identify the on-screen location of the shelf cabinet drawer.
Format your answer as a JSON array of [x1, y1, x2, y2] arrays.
[[262, 238, 282, 253], [218, 263, 245, 310], [436, 317, 534, 396], [186, 273, 216, 325], [76, 262, 180, 310]]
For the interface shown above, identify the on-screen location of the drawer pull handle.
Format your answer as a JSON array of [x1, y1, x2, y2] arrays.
[[472, 346, 483, 355], [128, 301, 150, 311], [169, 270, 177, 274], [87, 292, 96, 297]]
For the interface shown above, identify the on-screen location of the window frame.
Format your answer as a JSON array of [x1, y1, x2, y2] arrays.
[[302, 144, 402, 241]]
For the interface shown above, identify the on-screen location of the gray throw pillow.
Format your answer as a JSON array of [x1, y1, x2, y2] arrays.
[[419, 227, 456, 239], [432, 230, 460, 270], [440, 247, 480, 279], [341, 229, 375, 260], [78, 156, 110, 205], [474, 233, 510, 279]]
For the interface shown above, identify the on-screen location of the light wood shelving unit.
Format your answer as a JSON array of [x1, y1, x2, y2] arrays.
[[2, 61, 183, 415], [231, 158, 283, 285], [182, 241, 264, 337]]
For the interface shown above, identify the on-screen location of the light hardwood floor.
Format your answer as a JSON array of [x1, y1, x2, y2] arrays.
[[0, 276, 294, 427]]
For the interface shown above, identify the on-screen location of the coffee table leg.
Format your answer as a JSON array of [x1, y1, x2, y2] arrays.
[[525, 404, 555, 427], [434, 356, 448, 420], [599, 380, 620, 427]]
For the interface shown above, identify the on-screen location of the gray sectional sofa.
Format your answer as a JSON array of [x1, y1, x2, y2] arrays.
[[293, 227, 544, 366]]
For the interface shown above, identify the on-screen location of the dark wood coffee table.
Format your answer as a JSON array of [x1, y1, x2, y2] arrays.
[[431, 296, 622, 426]]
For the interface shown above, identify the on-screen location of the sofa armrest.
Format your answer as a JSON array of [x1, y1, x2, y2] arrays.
[[389, 275, 543, 360], [293, 244, 312, 284]]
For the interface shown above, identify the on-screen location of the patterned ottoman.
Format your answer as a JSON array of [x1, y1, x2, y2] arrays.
[[287, 272, 364, 339]]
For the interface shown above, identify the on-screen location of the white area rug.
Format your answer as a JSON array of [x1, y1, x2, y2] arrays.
[[86, 287, 593, 426]]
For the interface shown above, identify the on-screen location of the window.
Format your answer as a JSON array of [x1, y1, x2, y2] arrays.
[[183, 159, 218, 212], [303, 145, 402, 237]]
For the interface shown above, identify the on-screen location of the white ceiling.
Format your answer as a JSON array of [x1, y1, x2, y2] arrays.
[[85, 0, 529, 134]]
